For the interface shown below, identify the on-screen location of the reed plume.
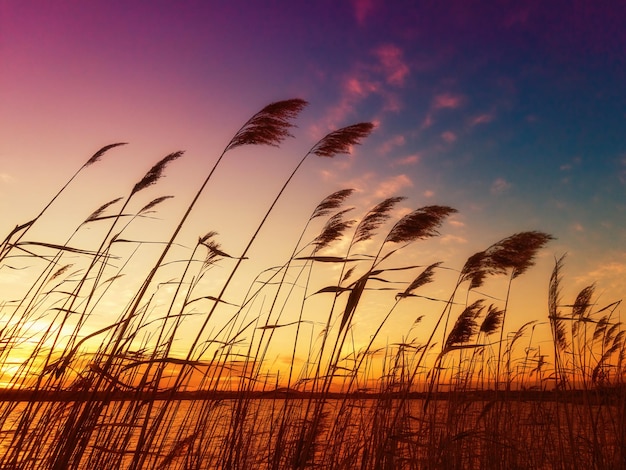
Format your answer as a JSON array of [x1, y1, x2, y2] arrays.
[[131, 151, 184, 195], [354, 197, 405, 244], [445, 299, 484, 349], [480, 304, 504, 336], [83, 197, 124, 224], [309, 122, 374, 157], [225, 98, 308, 151], [83, 142, 128, 168], [396, 262, 441, 300], [385, 205, 457, 244], [310, 188, 355, 219], [312, 209, 356, 250], [549, 255, 568, 352]]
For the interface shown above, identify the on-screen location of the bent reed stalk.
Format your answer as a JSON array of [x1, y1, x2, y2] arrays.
[[0, 99, 624, 469]]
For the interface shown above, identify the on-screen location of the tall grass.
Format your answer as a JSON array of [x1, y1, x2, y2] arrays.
[[0, 99, 624, 469]]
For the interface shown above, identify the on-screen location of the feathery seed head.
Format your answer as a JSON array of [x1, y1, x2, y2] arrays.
[[313, 208, 356, 250], [131, 151, 184, 195], [226, 98, 308, 151], [386, 205, 457, 244], [354, 196, 406, 244], [311, 188, 355, 219], [445, 299, 485, 348], [83, 197, 124, 223], [461, 231, 554, 288], [396, 262, 441, 300], [139, 195, 174, 215], [310, 122, 374, 158], [84, 142, 127, 168], [480, 304, 504, 336]]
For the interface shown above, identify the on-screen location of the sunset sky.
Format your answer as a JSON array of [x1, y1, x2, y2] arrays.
[[1, 1, 625, 383]]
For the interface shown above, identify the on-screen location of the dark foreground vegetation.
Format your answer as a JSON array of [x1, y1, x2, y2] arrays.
[[0, 99, 623, 468]]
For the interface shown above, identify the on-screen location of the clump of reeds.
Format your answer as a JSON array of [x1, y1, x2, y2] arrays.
[[0, 98, 623, 470]]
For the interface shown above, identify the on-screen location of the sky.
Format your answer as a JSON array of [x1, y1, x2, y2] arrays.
[[1, 1, 625, 387]]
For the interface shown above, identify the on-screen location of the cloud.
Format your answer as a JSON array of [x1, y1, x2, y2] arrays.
[[440, 234, 468, 245], [588, 260, 626, 279], [433, 93, 464, 109], [319, 42, 406, 128], [378, 134, 405, 155], [470, 113, 494, 126], [490, 178, 511, 195], [392, 154, 420, 167], [352, 0, 375, 25], [0, 173, 12, 183], [321, 74, 380, 128], [448, 219, 465, 228], [421, 113, 434, 129], [345, 76, 380, 97], [374, 174, 413, 198], [571, 222, 584, 233], [580, 255, 626, 296], [560, 156, 582, 172], [423, 189, 435, 198], [373, 44, 409, 86], [441, 131, 457, 143]]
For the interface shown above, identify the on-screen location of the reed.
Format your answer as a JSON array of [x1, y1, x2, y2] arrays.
[[0, 99, 623, 469]]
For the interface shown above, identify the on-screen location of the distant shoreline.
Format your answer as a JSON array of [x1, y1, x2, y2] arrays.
[[1, 387, 623, 404]]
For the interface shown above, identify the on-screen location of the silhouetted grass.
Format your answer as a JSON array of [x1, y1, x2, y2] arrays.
[[0, 99, 623, 469]]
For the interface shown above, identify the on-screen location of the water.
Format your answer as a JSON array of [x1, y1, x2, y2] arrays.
[[0, 396, 623, 469]]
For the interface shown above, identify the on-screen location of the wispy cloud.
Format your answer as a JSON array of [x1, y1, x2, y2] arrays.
[[490, 177, 511, 195], [421, 113, 434, 129], [320, 43, 407, 129], [373, 44, 409, 86], [352, 0, 375, 25], [448, 219, 465, 228], [560, 156, 581, 171], [374, 174, 413, 198], [423, 189, 435, 198], [433, 93, 464, 110], [345, 76, 380, 97], [577, 253, 626, 296], [0, 173, 12, 183], [470, 113, 494, 126], [392, 154, 420, 167], [441, 131, 457, 143], [440, 234, 468, 245], [378, 134, 405, 155]]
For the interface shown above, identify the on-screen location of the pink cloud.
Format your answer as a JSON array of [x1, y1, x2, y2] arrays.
[[471, 113, 494, 126], [375, 174, 413, 198], [490, 178, 511, 195], [353, 0, 375, 25], [345, 76, 379, 97], [393, 154, 420, 167], [421, 113, 434, 129], [381, 91, 402, 112], [373, 44, 409, 86], [378, 134, 405, 154], [433, 93, 464, 109], [441, 131, 457, 143], [423, 189, 435, 198]]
